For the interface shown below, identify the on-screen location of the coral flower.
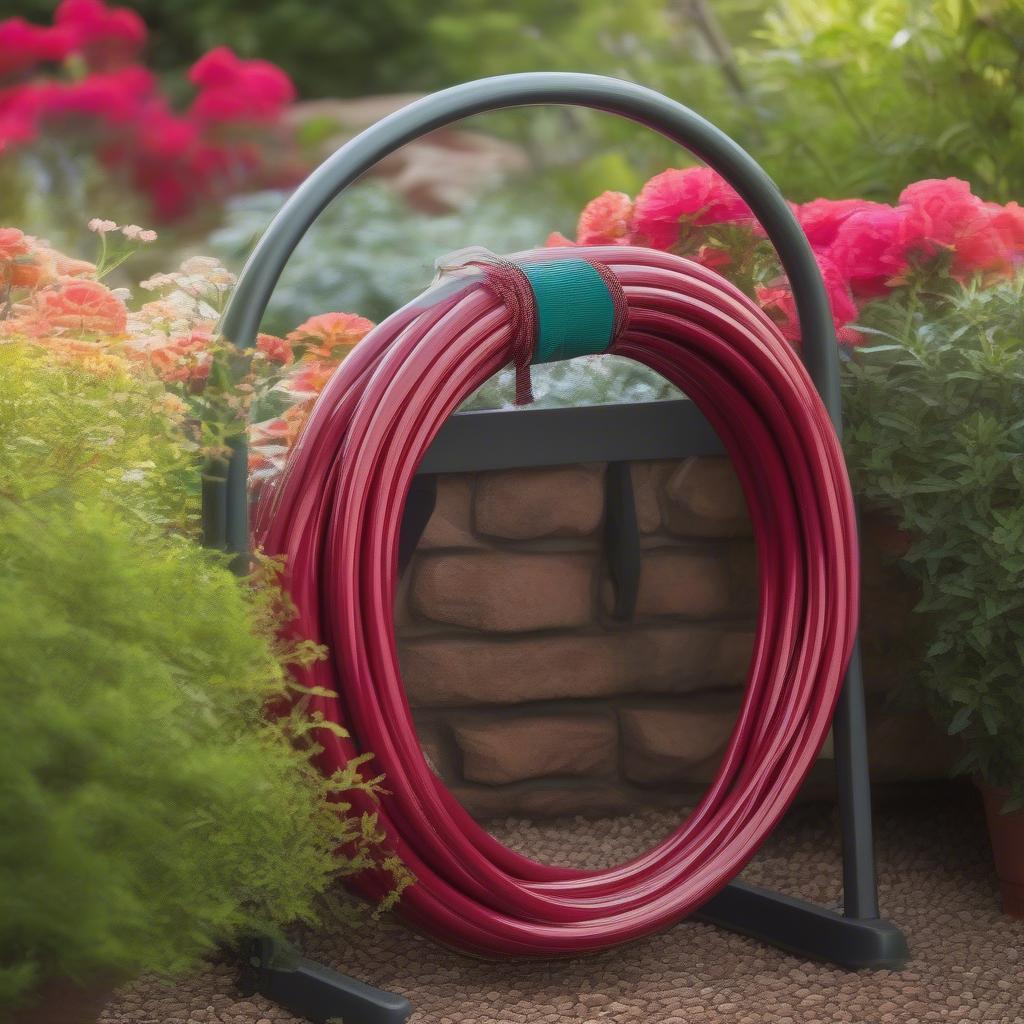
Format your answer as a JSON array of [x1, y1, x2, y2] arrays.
[[796, 198, 887, 248], [576, 191, 634, 245], [633, 167, 753, 250], [0, 227, 30, 263], [21, 278, 127, 336], [286, 312, 374, 360], [149, 328, 212, 385], [282, 360, 336, 399], [829, 204, 912, 298], [256, 332, 293, 365]]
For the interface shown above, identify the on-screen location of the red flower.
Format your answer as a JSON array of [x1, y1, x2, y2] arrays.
[[949, 201, 1024, 279], [55, 0, 146, 71], [256, 332, 293, 365], [796, 198, 887, 248], [829, 204, 912, 298], [286, 312, 374, 359], [576, 191, 634, 245], [33, 67, 155, 124], [756, 283, 800, 343], [0, 18, 75, 79], [633, 167, 752, 250], [189, 47, 295, 123], [757, 253, 860, 346], [899, 178, 984, 250], [0, 108, 36, 151]]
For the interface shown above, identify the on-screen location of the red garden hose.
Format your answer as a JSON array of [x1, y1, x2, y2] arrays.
[[255, 244, 858, 957]]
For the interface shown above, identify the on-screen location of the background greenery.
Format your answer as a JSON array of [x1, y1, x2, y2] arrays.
[[18, 0, 1024, 206]]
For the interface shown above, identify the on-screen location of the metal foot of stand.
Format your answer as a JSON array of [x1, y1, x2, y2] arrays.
[[238, 938, 412, 1024], [697, 883, 908, 970]]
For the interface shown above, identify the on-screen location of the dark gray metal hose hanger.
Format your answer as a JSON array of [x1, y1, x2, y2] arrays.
[[211, 73, 909, 1023]]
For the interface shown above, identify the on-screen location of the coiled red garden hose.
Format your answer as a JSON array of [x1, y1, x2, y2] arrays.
[[256, 244, 858, 957]]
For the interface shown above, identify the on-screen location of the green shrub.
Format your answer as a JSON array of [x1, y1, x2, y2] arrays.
[[0, 345, 402, 1011], [737, 0, 1024, 202], [0, 343, 196, 533], [843, 275, 1024, 802]]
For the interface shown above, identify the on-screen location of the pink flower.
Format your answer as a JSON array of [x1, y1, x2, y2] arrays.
[[188, 47, 295, 123], [55, 0, 146, 71], [286, 312, 374, 359], [948, 201, 1024, 279], [545, 231, 575, 247], [899, 178, 984, 251], [756, 283, 800, 343], [0, 18, 75, 78], [30, 67, 155, 124], [576, 191, 634, 245], [756, 253, 860, 346], [256, 332, 293, 365], [829, 204, 912, 298], [0, 108, 36, 151], [633, 167, 753, 250], [796, 198, 888, 248]]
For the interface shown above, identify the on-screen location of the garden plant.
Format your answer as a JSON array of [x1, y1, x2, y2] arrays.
[[0, 230, 410, 1017]]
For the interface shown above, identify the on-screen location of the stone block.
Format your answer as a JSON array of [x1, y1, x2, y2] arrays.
[[410, 551, 594, 632], [455, 714, 617, 784], [474, 465, 604, 540]]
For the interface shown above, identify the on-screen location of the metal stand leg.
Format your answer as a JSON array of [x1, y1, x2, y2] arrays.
[[696, 641, 909, 968], [238, 938, 412, 1024]]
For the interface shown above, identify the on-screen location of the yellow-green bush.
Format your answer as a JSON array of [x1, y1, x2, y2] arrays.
[[0, 345, 399, 1012]]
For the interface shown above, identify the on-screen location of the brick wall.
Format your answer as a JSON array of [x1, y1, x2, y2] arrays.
[[396, 457, 954, 818]]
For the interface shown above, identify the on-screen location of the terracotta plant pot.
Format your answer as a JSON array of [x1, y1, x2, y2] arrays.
[[980, 783, 1024, 918], [10, 979, 115, 1024]]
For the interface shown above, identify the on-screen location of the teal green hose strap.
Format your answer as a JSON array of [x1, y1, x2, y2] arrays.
[[520, 259, 616, 364]]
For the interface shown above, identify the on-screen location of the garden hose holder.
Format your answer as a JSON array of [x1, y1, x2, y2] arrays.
[[210, 73, 909, 1024]]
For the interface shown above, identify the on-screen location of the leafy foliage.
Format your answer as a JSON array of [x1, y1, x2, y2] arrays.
[[843, 276, 1024, 802], [738, 0, 1024, 202], [0, 344, 408, 1011], [210, 183, 570, 330]]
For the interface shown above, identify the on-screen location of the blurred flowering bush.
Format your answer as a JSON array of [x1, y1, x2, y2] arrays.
[[0, 0, 300, 227], [0, 219, 372, 498]]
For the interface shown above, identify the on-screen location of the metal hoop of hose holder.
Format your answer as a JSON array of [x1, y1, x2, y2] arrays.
[[212, 73, 909, 1024]]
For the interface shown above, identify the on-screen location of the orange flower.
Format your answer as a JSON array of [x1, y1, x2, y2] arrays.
[[0, 227, 29, 262], [576, 191, 635, 245], [13, 278, 128, 337], [149, 327, 213, 384], [282, 359, 335, 398], [0, 227, 40, 287], [286, 311, 373, 360], [256, 332, 293, 365]]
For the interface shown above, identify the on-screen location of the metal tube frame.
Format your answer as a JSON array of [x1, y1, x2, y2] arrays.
[[209, 73, 908, 1023]]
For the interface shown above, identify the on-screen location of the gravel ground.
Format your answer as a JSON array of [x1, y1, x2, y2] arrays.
[[102, 783, 1024, 1024]]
